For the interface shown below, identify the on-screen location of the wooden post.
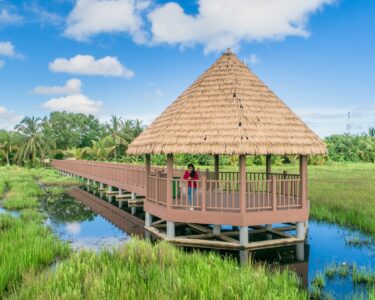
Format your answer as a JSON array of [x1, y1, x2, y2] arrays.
[[167, 154, 173, 208], [266, 154, 272, 179], [145, 154, 151, 200], [214, 154, 219, 180], [239, 155, 246, 213], [272, 175, 277, 211], [201, 173, 206, 211], [299, 155, 307, 209], [155, 171, 160, 203]]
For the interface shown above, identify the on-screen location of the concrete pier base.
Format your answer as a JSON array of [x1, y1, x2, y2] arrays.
[[296, 221, 305, 239], [265, 224, 273, 240], [239, 226, 249, 245], [167, 221, 175, 239], [145, 212, 152, 227]]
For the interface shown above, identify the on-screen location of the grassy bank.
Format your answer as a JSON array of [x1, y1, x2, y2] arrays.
[[1, 167, 307, 299], [12, 238, 306, 300], [0, 211, 70, 295], [308, 163, 375, 236]]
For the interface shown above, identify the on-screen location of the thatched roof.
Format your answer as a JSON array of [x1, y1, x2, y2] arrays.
[[127, 50, 327, 156]]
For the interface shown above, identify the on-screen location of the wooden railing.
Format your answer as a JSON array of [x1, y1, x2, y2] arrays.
[[52, 159, 307, 226]]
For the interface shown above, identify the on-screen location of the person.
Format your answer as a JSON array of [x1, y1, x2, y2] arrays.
[[183, 164, 198, 210]]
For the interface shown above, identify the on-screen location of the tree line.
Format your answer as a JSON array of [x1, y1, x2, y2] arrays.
[[0, 111, 374, 166]]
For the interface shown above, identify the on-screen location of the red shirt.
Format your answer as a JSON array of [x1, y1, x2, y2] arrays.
[[183, 171, 199, 188]]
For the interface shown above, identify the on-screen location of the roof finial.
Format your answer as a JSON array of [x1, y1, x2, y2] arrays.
[[226, 48, 232, 54]]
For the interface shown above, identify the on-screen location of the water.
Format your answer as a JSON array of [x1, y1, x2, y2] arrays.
[[1, 187, 375, 298], [41, 191, 129, 251]]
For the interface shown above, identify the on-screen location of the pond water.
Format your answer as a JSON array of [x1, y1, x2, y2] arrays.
[[1, 187, 375, 298]]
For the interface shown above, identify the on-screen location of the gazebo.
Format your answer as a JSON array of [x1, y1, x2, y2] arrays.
[[127, 50, 326, 249]]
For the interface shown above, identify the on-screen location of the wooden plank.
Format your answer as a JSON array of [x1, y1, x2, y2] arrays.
[[186, 223, 211, 233], [218, 234, 240, 244], [116, 194, 132, 199], [152, 219, 166, 226], [184, 233, 214, 239], [106, 191, 119, 195], [128, 199, 144, 205], [268, 229, 293, 238]]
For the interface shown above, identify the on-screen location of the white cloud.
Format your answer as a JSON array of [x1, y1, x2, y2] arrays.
[[0, 106, 23, 130], [148, 0, 334, 53], [0, 60, 4, 69], [0, 41, 16, 57], [64, 0, 150, 42], [296, 105, 375, 137], [33, 78, 82, 95], [42, 94, 103, 114], [0, 8, 23, 26], [49, 55, 134, 78]]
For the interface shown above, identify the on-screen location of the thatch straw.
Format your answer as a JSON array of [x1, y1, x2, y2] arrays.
[[127, 50, 327, 155]]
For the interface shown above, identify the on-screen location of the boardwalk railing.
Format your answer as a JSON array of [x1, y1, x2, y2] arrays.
[[52, 159, 307, 226]]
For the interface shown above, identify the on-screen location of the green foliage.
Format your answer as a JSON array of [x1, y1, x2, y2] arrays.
[[12, 238, 306, 300], [325, 134, 375, 163], [42, 111, 102, 150]]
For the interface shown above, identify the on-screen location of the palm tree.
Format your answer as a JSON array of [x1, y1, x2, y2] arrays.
[[84, 137, 116, 161], [0, 130, 20, 165], [369, 127, 375, 137], [105, 116, 128, 160], [14, 116, 51, 166]]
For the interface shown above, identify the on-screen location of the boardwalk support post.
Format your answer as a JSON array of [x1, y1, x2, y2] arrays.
[[145, 213, 152, 227], [167, 221, 175, 239], [239, 226, 248, 246], [296, 221, 305, 239]]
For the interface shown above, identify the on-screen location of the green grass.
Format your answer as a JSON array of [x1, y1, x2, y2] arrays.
[[0, 211, 70, 296], [308, 163, 375, 236], [31, 168, 81, 186], [11, 238, 307, 300]]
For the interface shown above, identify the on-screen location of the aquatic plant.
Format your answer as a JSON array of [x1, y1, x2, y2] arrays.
[[353, 265, 375, 285], [324, 263, 337, 279], [11, 238, 307, 300], [311, 272, 326, 289]]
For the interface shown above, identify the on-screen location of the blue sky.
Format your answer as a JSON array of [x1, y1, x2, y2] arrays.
[[0, 0, 374, 137]]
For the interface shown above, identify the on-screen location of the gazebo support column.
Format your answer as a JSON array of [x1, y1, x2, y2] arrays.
[[214, 154, 219, 180], [144, 154, 152, 226], [266, 154, 272, 179], [239, 154, 248, 245]]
